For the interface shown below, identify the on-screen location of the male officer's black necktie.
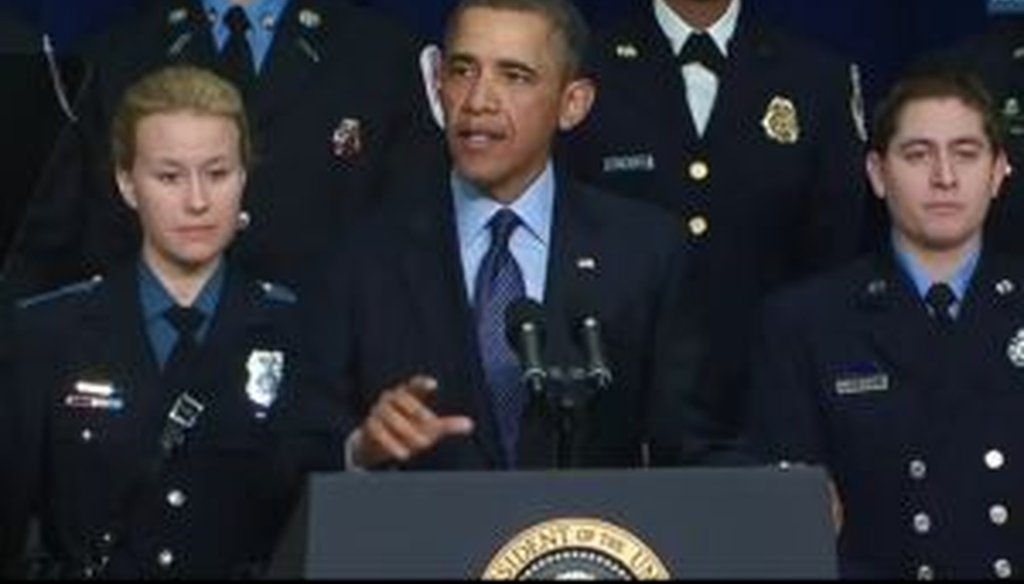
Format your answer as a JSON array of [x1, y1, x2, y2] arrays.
[[219, 6, 255, 94], [474, 209, 526, 466], [925, 283, 957, 326], [676, 32, 727, 75], [163, 305, 205, 385]]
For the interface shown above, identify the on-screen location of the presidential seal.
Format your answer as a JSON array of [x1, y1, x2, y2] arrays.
[[482, 518, 670, 580]]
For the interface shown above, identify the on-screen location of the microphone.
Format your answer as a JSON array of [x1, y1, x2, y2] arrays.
[[575, 310, 613, 390], [504, 298, 548, 395]]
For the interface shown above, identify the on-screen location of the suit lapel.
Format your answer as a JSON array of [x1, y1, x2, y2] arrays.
[[162, 0, 218, 67], [78, 265, 164, 454], [247, 0, 325, 125], [608, 15, 698, 148], [398, 176, 505, 467]]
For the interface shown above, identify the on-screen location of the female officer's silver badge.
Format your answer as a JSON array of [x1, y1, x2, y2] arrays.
[[246, 350, 284, 411], [1008, 329, 1024, 368]]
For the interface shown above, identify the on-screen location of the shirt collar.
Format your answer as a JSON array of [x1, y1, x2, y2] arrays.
[[653, 0, 741, 56], [892, 234, 981, 302], [452, 162, 555, 251], [203, 0, 290, 32], [139, 258, 226, 323]]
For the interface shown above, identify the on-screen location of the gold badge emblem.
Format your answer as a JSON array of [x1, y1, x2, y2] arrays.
[[761, 96, 800, 145], [482, 517, 670, 580], [332, 118, 363, 160]]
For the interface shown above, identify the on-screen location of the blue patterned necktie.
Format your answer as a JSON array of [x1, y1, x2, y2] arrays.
[[474, 209, 526, 466]]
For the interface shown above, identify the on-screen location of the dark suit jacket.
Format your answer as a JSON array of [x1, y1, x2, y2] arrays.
[[746, 253, 1024, 578], [562, 8, 867, 438], [314, 165, 723, 470], [1, 261, 343, 578], [3, 0, 440, 297]]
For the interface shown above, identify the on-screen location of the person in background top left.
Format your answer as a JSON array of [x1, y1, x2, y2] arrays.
[[3, 0, 440, 300], [0, 65, 345, 579]]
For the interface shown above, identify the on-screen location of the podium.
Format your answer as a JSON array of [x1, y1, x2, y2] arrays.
[[269, 466, 837, 579]]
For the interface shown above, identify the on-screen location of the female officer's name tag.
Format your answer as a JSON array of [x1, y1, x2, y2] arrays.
[[834, 368, 889, 395]]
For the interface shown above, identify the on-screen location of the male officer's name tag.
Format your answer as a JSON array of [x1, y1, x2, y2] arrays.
[[834, 367, 889, 396], [602, 154, 655, 174]]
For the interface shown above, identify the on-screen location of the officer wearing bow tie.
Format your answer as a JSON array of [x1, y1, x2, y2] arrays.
[[562, 0, 869, 455], [4, 0, 440, 300], [746, 70, 1024, 579]]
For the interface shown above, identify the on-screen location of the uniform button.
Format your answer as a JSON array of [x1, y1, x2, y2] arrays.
[[687, 215, 709, 237], [81, 428, 94, 443], [986, 449, 1006, 470], [909, 459, 927, 480], [916, 564, 934, 580], [166, 489, 187, 508], [994, 558, 1013, 579], [912, 512, 931, 534], [688, 160, 709, 181], [157, 549, 174, 569], [990, 504, 1010, 526]]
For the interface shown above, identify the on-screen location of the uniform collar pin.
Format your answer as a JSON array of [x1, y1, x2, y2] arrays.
[[996, 279, 1016, 296], [298, 8, 322, 29], [615, 43, 639, 59], [866, 279, 887, 296], [167, 7, 188, 26], [1013, 46, 1024, 60]]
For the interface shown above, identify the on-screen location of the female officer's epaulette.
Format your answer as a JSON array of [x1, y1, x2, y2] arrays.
[[17, 275, 104, 309], [257, 280, 297, 304]]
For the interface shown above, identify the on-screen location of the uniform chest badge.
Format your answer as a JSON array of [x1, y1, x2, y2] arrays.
[[1008, 329, 1024, 368], [761, 95, 800, 145], [332, 118, 363, 160], [245, 350, 284, 411]]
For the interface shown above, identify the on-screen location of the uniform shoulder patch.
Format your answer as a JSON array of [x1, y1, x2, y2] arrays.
[[258, 280, 297, 304], [17, 275, 104, 309]]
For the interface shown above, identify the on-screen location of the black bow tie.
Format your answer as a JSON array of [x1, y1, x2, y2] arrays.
[[676, 32, 727, 75]]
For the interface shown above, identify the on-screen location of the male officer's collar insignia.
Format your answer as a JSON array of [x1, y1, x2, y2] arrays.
[[996, 278, 1016, 297], [614, 43, 639, 59], [167, 7, 188, 26], [64, 379, 124, 411], [1008, 329, 1024, 368], [576, 256, 597, 271], [849, 64, 868, 142], [857, 277, 891, 310], [1001, 98, 1024, 136], [298, 8, 322, 30], [834, 364, 889, 395], [332, 118, 363, 160], [246, 350, 284, 415], [761, 95, 800, 144], [602, 153, 655, 173], [1013, 46, 1024, 61]]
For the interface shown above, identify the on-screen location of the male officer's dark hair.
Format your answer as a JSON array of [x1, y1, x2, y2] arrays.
[[443, 0, 590, 78], [870, 69, 1005, 155]]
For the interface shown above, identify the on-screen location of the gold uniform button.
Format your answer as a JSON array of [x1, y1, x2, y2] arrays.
[[688, 160, 709, 181], [687, 215, 709, 237]]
